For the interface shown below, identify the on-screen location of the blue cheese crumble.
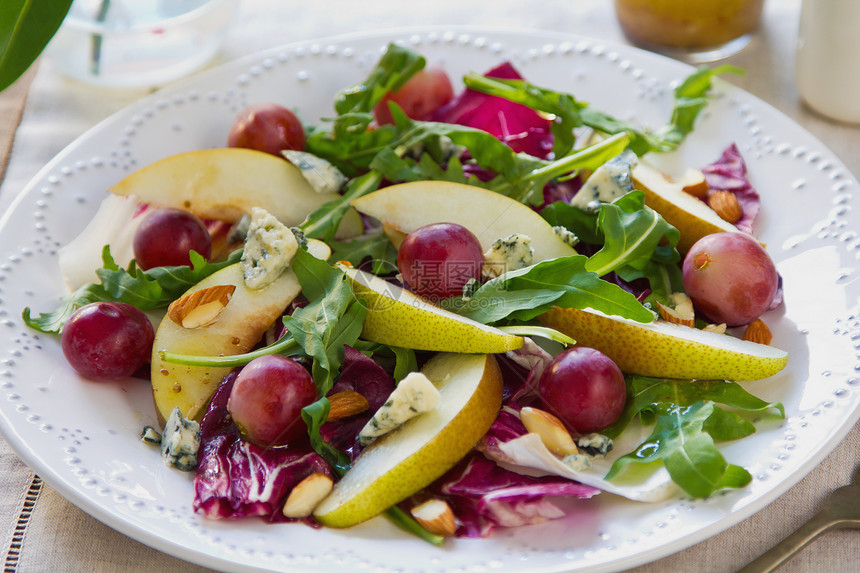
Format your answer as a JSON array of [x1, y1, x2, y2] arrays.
[[576, 433, 614, 457], [569, 149, 637, 212], [241, 207, 299, 289], [482, 233, 535, 278], [161, 407, 200, 471], [283, 150, 347, 194], [552, 225, 580, 248], [358, 372, 441, 446]]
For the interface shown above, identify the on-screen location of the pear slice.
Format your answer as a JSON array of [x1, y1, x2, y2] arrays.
[[313, 352, 503, 528], [632, 161, 741, 253], [109, 148, 363, 239], [350, 181, 577, 262], [151, 263, 301, 425], [540, 306, 788, 381], [344, 267, 523, 353]]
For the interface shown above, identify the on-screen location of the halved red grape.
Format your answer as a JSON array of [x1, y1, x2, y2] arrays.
[[373, 66, 455, 125], [538, 347, 627, 434], [227, 103, 305, 156], [227, 355, 317, 446], [682, 232, 778, 326], [396, 222, 484, 301], [61, 302, 155, 381], [133, 208, 212, 270]]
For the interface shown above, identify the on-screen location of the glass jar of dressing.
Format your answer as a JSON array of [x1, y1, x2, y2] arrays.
[[614, 0, 766, 62]]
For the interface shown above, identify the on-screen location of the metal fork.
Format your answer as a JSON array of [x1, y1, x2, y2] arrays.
[[738, 464, 860, 572]]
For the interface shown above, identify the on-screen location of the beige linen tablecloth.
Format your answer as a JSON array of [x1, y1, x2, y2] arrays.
[[1, 1, 858, 571]]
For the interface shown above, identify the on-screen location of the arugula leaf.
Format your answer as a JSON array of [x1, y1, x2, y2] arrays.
[[605, 375, 784, 439], [305, 43, 424, 175], [585, 191, 680, 277], [603, 376, 783, 497], [329, 231, 398, 275], [465, 64, 741, 156], [301, 170, 384, 241], [539, 200, 602, 245], [616, 259, 684, 308], [606, 401, 752, 498], [369, 145, 472, 186], [22, 283, 111, 335], [656, 65, 744, 148], [22, 247, 242, 334], [334, 43, 425, 115], [282, 248, 366, 396], [301, 398, 351, 476], [446, 255, 654, 324]]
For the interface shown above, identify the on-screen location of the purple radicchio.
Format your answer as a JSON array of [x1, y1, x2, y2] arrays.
[[428, 452, 600, 538], [701, 143, 761, 235], [431, 62, 554, 159], [193, 371, 334, 522], [320, 345, 395, 460]]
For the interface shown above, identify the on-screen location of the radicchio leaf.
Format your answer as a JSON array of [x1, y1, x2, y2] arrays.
[[431, 62, 554, 159], [701, 143, 761, 235], [319, 345, 395, 459], [193, 372, 334, 522], [429, 453, 599, 538]]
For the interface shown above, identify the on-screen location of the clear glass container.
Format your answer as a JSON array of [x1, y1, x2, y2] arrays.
[[614, 0, 766, 63], [44, 0, 240, 89]]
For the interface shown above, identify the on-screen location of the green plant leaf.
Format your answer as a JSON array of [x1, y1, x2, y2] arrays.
[[329, 230, 398, 275], [586, 191, 680, 277], [445, 254, 654, 324], [0, 0, 73, 92], [604, 375, 784, 439], [282, 248, 367, 396], [606, 401, 752, 498], [22, 246, 242, 334], [301, 398, 351, 476]]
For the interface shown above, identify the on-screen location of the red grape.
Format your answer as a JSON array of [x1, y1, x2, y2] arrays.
[[396, 222, 484, 301], [682, 232, 778, 326], [227, 355, 317, 446], [61, 302, 155, 381], [538, 347, 627, 434], [133, 208, 212, 270], [227, 103, 305, 156], [373, 67, 455, 125]]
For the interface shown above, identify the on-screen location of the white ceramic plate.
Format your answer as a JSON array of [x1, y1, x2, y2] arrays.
[[1, 28, 859, 573]]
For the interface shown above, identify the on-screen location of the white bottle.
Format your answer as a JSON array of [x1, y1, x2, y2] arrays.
[[796, 0, 860, 124]]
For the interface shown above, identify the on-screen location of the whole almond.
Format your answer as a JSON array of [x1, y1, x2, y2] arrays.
[[167, 284, 236, 329], [677, 168, 709, 198], [707, 190, 743, 224], [743, 318, 773, 345], [411, 498, 457, 537], [326, 390, 370, 421], [520, 406, 579, 457], [283, 473, 334, 518]]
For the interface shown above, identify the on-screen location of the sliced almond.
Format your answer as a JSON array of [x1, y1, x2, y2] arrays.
[[410, 498, 457, 537], [703, 322, 727, 334], [676, 168, 709, 198], [282, 473, 334, 518], [520, 406, 579, 457], [743, 318, 773, 345], [326, 390, 370, 421], [707, 190, 743, 224], [656, 292, 695, 327], [167, 284, 236, 329]]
